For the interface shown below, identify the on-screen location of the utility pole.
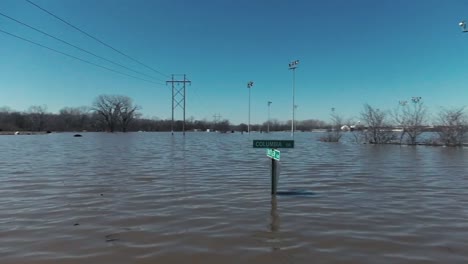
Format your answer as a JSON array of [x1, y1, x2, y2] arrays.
[[166, 74, 191, 135], [267, 101, 272, 133]]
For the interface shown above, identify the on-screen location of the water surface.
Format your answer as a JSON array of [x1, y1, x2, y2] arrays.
[[1, 132, 468, 263]]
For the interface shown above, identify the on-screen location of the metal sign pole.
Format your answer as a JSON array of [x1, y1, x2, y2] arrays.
[[271, 154, 279, 195]]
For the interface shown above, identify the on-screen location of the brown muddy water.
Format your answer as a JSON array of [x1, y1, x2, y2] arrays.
[[1, 132, 468, 264]]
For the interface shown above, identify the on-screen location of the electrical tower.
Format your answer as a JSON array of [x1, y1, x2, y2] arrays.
[[213, 113, 221, 131], [166, 74, 191, 135], [213, 113, 221, 123]]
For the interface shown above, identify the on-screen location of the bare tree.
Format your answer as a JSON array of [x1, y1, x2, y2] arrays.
[[321, 110, 343, 142], [237, 123, 248, 132], [0, 107, 16, 131], [92, 95, 139, 132], [436, 107, 467, 146], [214, 119, 231, 133], [117, 96, 140, 132], [393, 99, 428, 145], [28, 105, 48, 131], [93, 95, 118, 132], [59, 106, 91, 131], [360, 104, 395, 144]]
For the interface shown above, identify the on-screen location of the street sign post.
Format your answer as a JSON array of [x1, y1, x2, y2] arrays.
[[267, 148, 280, 161], [253, 140, 294, 149], [253, 140, 294, 195]]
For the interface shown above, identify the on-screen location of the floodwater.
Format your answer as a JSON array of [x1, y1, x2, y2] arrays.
[[1, 132, 468, 264]]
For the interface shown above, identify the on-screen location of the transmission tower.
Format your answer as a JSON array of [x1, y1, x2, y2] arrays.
[[166, 74, 191, 135], [213, 113, 221, 123]]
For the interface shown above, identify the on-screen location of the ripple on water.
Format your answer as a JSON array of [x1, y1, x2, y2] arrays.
[[1, 132, 468, 264]]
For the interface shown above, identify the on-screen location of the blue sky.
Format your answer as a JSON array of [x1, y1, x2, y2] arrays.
[[1, 0, 468, 124]]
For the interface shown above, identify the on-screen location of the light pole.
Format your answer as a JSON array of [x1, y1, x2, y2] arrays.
[[247, 81, 254, 133], [294, 104, 298, 132], [459, 20, 468, 33], [267, 101, 272, 133], [289, 60, 299, 138]]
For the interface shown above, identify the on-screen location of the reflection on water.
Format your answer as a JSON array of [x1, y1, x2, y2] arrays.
[[269, 197, 281, 253], [1, 132, 468, 263], [270, 197, 279, 234]]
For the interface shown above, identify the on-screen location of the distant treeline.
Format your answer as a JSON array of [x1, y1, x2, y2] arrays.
[[0, 94, 328, 132], [1, 95, 467, 147], [0, 108, 328, 133]]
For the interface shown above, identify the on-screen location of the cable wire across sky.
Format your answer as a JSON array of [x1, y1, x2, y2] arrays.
[[25, 0, 170, 79], [0, 11, 165, 83], [0, 28, 163, 85]]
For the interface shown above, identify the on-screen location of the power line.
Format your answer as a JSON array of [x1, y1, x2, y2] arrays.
[[0, 28, 164, 85], [0, 11, 165, 82], [25, 0, 170, 78]]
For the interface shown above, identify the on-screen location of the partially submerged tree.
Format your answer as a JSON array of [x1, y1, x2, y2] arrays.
[[92, 95, 139, 132], [321, 110, 343, 142], [118, 96, 140, 132], [436, 107, 467, 146], [360, 104, 395, 144], [393, 99, 428, 145]]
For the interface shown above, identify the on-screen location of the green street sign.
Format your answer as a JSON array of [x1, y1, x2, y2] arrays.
[[267, 148, 280, 161], [253, 140, 294, 148]]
